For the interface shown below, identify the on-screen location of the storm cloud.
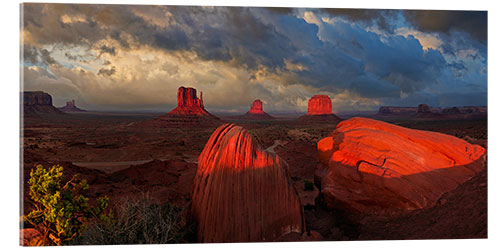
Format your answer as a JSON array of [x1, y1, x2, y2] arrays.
[[21, 4, 487, 112]]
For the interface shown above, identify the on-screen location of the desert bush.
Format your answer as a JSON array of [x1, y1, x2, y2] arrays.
[[74, 194, 187, 245], [304, 180, 314, 191], [24, 165, 110, 246]]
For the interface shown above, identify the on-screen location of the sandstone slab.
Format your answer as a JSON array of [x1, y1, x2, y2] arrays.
[[316, 117, 486, 214]]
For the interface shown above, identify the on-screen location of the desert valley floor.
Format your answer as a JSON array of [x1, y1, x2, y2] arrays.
[[21, 112, 487, 242]]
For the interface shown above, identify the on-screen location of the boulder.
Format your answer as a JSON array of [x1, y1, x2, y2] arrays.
[[58, 100, 86, 112], [22, 91, 63, 115], [316, 117, 485, 215], [306, 95, 332, 115], [191, 123, 304, 242]]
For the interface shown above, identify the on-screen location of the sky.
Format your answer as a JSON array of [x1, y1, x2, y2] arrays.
[[21, 3, 487, 112]]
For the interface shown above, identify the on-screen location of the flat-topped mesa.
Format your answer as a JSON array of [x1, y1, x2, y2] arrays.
[[58, 100, 86, 112], [191, 124, 304, 242], [306, 95, 332, 115], [22, 91, 63, 115], [378, 106, 418, 115], [299, 95, 341, 123], [247, 99, 265, 114], [316, 117, 486, 215]]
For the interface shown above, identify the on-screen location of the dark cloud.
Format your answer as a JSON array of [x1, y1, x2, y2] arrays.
[[321, 8, 399, 32], [21, 3, 487, 110], [22, 45, 57, 65], [404, 10, 487, 44], [97, 66, 116, 76]]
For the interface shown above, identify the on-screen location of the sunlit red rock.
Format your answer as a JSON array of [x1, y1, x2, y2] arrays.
[[22, 91, 63, 115], [316, 117, 486, 214], [298, 95, 341, 123], [240, 99, 274, 120], [248, 99, 264, 114], [191, 123, 304, 242], [306, 95, 332, 115], [150, 86, 221, 126], [58, 100, 86, 112], [168, 86, 209, 116]]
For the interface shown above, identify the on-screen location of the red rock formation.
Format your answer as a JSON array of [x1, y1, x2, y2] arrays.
[[248, 99, 265, 114], [58, 100, 86, 112], [168, 86, 209, 116], [298, 95, 341, 123], [22, 91, 63, 115], [306, 95, 332, 115], [149, 86, 221, 126], [191, 124, 304, 242], [316, 117, 485, 214], [240, 99, 274, 120]]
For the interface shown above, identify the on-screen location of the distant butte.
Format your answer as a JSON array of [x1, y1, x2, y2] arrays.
[[58, 100, 86, 112], [148, 86, 221, 127], [298, 95, 341, 123], [22, 91, 63, 116], [239, 99, 274, 120]]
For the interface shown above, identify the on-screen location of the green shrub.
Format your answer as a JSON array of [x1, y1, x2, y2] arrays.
[[304, 180, 314, 191], [24, 165, 110, 246], [74, 194, 187, 245]]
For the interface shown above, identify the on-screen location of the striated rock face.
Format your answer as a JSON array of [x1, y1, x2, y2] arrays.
[[22, 91, 63, 115], [191, 124, 304, 242], [241, 99, 274, 120], [316, 117, 485, 215], [58, 100, 86, 112], [150, 86, 220, 126], [306, 95, 332, 115]]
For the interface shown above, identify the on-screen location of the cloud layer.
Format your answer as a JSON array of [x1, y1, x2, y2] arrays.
[[21, 4, 487, 112]]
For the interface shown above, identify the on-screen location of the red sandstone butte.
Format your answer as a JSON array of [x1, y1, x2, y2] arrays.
[[299, 95, 341, 123], [248, 99, 265, 114], [168, 86, 210, 116], [151, 86, 220, 126], [191, 123, 304, 243], [241, 99, 274, 120], [307, 95, 332, 115], [316, 117, 485, 214]]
